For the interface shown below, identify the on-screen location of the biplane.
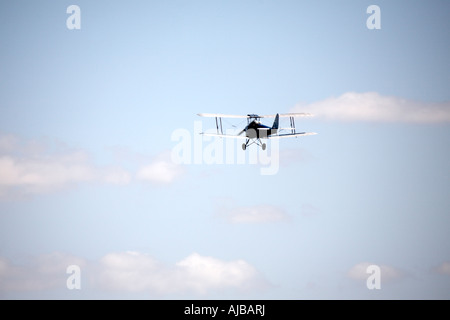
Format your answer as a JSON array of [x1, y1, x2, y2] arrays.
[[197, 113, 317, 150]]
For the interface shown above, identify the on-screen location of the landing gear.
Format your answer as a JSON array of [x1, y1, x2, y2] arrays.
[[242, 139, 249, 150], [242, 139, 266, 151]]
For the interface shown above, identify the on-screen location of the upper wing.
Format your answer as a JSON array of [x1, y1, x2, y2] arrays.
[[268, 132, 317, 139], [260, 113, 314, 118], [197, 113, 249, 119], [198, 112, 314, 118], [199, 132, 248, 139]]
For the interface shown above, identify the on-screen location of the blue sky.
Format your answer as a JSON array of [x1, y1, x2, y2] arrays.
[[0, 0, 449, 299]]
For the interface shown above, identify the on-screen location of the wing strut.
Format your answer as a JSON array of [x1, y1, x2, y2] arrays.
[[215, 116, 224, 135], [290, 116, 296, 134]]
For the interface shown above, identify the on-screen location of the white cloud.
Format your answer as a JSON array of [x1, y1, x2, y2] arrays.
[[176, 253, 263, 294], [291, 92, 450, 123], [136, 152, 184, 184], [94, 251, 265, 295], [219, 203, 290, 224], [347, 262, 403, 282], [0, 251, 265, 296]]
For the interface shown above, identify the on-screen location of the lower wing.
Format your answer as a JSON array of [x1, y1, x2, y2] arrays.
[[268, 132, 318, 139], [200, 132, 317, 139], [200, 133, 248, 139]]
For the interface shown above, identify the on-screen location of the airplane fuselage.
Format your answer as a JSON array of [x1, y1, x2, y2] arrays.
[[245, 120, 278, 139]]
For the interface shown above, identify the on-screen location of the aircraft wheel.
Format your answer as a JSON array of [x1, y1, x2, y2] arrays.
[[242, 143, 246, 150], [262, 143, 266, 151]]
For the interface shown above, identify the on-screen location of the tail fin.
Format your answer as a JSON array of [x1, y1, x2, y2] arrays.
[[272, 113, 279, 130]]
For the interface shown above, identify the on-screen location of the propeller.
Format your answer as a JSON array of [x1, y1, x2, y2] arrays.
[[238, 128, 246, 136], [238, 124, 250, 136]]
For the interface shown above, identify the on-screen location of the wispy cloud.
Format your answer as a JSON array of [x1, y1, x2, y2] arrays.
[[136, 152, 184, 184], [0, 135, 185, 199], [278, 148, 314, 167], [0, 148, 97, 198], [0, 253, 86, 292], [291, 92, 450, 123], [217, 199, 290, 224], [434, 261, 450, 276], [102, 166, 132, 185], [299, 203, 321, 217]]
